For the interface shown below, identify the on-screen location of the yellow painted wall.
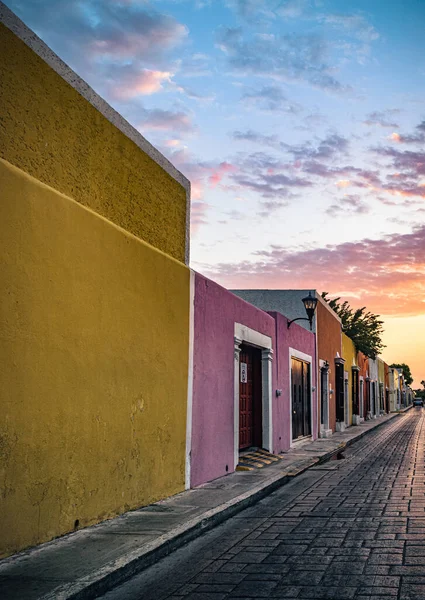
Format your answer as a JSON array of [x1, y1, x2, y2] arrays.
[[0, 158, 190, 558], [0, 22, 188, 263], [378, 358, 385, 385], [342, 333, 357, 425], [394, 370, 400, 409]]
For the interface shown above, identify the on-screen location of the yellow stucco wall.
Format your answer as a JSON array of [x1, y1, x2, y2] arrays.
[[378, 358, 385, 384], [0, 158, 190, 558], [0, 22, 188, 263], [342, 333, 357, 425]]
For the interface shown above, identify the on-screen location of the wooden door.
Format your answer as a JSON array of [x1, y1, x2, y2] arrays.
[[292, 358, 303, 439], [352, 369, 359, 416], [335, 363, 345, 422], [291, 359, 311, 440], [303, 361, 311, 436], [365, 381, 371, 414], [239, 346, 262, 449], [320, 367, 327, 427]]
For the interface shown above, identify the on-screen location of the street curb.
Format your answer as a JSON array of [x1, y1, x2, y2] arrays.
[[44, 474, 296, 600], [41, 411, 408, 600], [343, 407, 412, 450]]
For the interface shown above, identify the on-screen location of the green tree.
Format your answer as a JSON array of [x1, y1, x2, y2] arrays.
[[390, 363, 413, 386], [321, 292, 386, 359]]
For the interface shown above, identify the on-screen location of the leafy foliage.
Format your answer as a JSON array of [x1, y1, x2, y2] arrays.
[[321, 292, 385, 359], [415, 380, 425, 399], [389, 363, 413, 386]]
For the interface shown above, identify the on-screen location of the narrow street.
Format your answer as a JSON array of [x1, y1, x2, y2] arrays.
[[100, 409, 425, 600]]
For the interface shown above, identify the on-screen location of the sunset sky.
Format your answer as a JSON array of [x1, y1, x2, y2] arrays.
[[7, 0, 425, 385]]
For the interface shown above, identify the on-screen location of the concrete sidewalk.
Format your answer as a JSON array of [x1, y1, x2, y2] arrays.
[[0, 409, 411, 600]]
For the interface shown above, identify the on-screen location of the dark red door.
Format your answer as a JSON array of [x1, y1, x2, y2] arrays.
[[365, 380, 371, 414], [239, 345, 262, 450]]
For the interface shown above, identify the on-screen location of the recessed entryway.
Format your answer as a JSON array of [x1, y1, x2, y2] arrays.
[[234, 323, 273, 469], [291, 357, 311, 441], [239, 344, 262, 450]]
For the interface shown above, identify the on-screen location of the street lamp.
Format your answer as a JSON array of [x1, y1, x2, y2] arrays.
[[287, 291, 318, 331]]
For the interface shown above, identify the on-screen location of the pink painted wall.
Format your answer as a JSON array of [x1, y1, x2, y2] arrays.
[[191, 273, 276, 488], [268, 312, 318, 452]]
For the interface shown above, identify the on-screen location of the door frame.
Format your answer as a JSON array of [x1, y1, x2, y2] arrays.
[[319, 359, 330, 435], [344, 371, 349, 427], [289, 348, 313, 446], [234, 324, 273, 469], [352, 366, 360, 418], [335, 359, 346, 423], [238, 344, 262, 450]]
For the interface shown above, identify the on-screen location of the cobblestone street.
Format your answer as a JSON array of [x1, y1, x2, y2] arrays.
[[100, 409, 425, 600]]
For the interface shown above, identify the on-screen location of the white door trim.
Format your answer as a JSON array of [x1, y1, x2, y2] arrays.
[[319, 359, 330, 434], [234, 323, 272, 350], [289, 348, 313, 445], [344, 371, 349, 427], [234, 323, 273, 469]]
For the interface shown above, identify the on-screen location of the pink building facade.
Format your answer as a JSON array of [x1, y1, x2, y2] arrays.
[[189, 273, 318, 488], [269, 312, 318, 452], [189, 273, 276, 488]]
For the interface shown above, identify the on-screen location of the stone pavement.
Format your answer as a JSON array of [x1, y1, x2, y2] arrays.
[[98, 407, 424, 600], [0, 410, 411, 600]]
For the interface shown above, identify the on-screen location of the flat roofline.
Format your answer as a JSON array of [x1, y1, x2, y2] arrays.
[[231, 288, 342, 323]]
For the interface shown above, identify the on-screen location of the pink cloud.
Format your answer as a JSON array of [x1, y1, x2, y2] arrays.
[[111, 69, 172, 98], [203, 225, 425, 317], [208, 162, 237, 187]]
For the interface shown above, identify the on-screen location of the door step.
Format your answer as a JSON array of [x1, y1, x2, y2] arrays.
[[236, 449, 282, 471]]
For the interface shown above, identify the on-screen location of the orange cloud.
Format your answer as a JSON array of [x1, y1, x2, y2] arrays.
[[204, 225, 425, 318], [165, 139, 181, 147], [389, 132, 401, 143]]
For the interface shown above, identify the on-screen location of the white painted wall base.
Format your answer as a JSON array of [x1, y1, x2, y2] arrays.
[[320, 428, 333, 438], [352, 415, 361, 426], [335, 422, 346, 433]]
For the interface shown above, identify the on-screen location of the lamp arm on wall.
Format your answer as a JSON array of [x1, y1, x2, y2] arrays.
[[287, 316, 313, 330]]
